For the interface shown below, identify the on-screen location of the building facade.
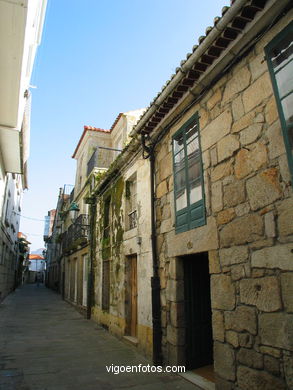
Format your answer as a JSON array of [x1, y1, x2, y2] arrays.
[[130, 0, 292, 388], [0, 0, 47, 301]]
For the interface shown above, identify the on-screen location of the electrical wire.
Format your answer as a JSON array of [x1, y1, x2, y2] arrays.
[[12, 211, 46, 222]]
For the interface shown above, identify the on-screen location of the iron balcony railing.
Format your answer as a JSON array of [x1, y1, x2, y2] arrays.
[[61, 214, 89, 253]]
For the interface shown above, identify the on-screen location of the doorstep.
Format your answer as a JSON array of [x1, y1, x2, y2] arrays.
[[123, 335, 138, 346], [179, 365, 215, 390]]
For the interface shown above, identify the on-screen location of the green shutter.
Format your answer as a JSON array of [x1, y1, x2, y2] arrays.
[[172, 113, 206, 234]]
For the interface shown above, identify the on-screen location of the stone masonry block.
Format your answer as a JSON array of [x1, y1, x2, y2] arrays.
[[225, 330, 239, 348], [170, 302, 185, 327], [242, 72, 273, 113], [214, 342, 235, 381], [251, 244, 293, 271], [281, 273, 293, 313], [166, 279, 184, 302], [167, 325, 185, 346], [219, 246, 248, 267], [259, 312, 293, 351], [267, 121, 286, 160], [211, 181, 223, 213], [220, 214, 263, 247], [212, 310, 225, 342], [217, 134, 240, 162], [232, 111, 254, 133], [277, 198, 293, 237], [264, 211, 276, 238], [246, 168, 282, 211], [240, 276, 282, 312], [211, 274, 235, 310], [225, 305, 257, 335], [237, 365, 286, 390], [216, 208, 235, 225], [207, 88, 222, 110], [156, 180, 168, 198], [223, 180, 246, 207], [240, 123, 262, 146], [232, 95, 244, 121], [265, 96, 279, 125], [209, 250, 221, 274], [201, 110, 232, 151], [237, 348, 263, 369], [235, 142, 267, 179], [223, 66, 251, 103], [211, 160, 233, 182]]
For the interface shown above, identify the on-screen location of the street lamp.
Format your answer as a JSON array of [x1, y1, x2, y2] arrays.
[[69, 202, 80, 223]]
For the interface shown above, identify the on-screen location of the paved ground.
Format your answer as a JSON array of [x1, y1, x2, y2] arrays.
[[0, 284, 199, 390]]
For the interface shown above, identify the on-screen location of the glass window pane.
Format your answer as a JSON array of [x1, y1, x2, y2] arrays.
[[186, 137, 199, 157], [189, 181, 202, 204], [174, 149, 185, 166], [271, 35, 293, 72], [176, 189, 187, 211], [188, 158, 201, 182], [175, 170, 186, 191], [173, 134, 184, 154], [275, 60, 293, 98], [185, 122, 197, 143], [281, 93, 293, 128]]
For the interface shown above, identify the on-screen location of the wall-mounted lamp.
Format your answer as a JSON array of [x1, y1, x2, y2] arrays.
[[69, 202, 80, 222]]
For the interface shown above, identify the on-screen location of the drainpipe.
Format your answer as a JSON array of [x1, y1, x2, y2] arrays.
[[141, 134, 162, 366], [87, 201, 96, 319]]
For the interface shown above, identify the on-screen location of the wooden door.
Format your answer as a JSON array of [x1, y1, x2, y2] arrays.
[[130, 255, 137, 337], [184, 252, 213, 369]]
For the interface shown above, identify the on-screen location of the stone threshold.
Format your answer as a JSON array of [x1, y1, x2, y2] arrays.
[[123, 335, 138, 346], [179, 371, 215, 390]]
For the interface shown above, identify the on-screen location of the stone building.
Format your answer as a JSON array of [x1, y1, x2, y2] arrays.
[[51, 110, 145, 317], [128, 0, 292, 388], [87, 121, 153, 358]]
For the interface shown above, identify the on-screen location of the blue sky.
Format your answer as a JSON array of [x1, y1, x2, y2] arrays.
[[20, 0, 227, 250]]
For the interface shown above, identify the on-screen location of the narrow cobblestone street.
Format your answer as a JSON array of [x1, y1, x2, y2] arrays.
[[0, 285, 198, 390]]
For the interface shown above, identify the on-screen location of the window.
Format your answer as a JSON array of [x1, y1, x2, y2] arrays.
[[172, 113, 205, 233], [265, 21, 293, 182], [126, 174, 137, 230]]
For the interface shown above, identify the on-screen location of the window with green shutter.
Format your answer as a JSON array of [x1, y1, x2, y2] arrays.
[[265, 21, 293, 184], [172, 113, 205, 233]]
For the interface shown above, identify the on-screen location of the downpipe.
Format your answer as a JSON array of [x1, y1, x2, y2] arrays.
[[142, 134, 163, 366]]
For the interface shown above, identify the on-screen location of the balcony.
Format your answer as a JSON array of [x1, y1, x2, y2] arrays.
[[87, 149, 98, 176], [87, 146, 123, 176], [61, 214, 89, 253]]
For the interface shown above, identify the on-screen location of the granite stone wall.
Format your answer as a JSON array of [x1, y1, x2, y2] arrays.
[[154, 13, 292, 389]]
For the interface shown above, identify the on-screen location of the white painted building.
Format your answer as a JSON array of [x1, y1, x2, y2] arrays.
[[0, 0, 47, 301]]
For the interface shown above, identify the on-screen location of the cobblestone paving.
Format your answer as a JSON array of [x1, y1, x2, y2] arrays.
[[0, 284, 199, 390]]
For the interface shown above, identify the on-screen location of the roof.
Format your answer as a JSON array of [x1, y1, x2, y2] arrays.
[[110, 113, 123, 132], [29, 254, 44, 260], [132, 0, 283, 136], [72, 126, 110, 159]]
